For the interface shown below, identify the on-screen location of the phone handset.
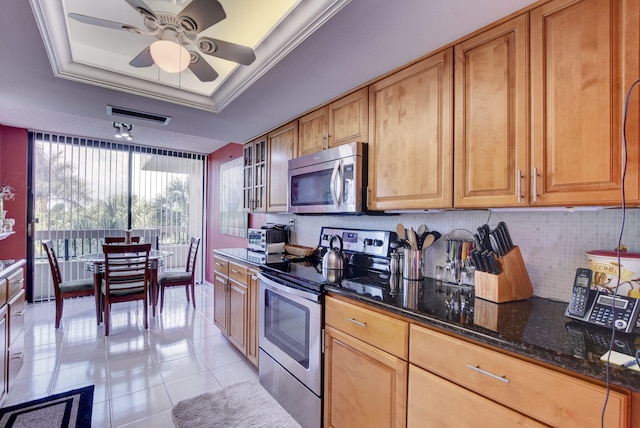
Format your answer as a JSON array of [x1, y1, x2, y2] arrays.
[[566, 268, 594, 318]]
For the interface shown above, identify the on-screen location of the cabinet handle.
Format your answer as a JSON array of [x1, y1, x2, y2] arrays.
[[346, 317, 367, 327], [532, 167, 539, 202], [466, 364, 510, 383], [13, 310, 25, 317], [10, 352, 23, 360], [516, 169, 522, 203]]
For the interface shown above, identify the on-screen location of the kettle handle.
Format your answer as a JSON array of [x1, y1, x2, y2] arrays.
[[329, 235, 343, 252]]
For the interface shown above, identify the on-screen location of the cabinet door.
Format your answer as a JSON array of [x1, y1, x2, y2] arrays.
[[454, 15, 529, 208], [213, 273, 228, 336], [531, 0, 640, 206], [267, 121, 298, 212], [328, 88, 369, 147], [7, 289, 25, 385], [227, 279, 248, 355], [324, 326, 407, 428], [243, 136, 267, 212], [246, 269, 259, 368], [368, 48, 454, 210], [298, 107, 328, 156], [408, 365, 544, 428]]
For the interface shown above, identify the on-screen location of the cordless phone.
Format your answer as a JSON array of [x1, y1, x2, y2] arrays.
[[567, 268, 594, 318], [565, 268, 640, 334]]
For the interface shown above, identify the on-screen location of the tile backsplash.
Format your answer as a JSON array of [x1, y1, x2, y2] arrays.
[[266, 208, 640, 303]]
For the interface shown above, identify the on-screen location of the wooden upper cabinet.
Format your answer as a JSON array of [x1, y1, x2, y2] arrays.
[[530, 0, 640, 206], [298, 107, 328, 156], [454, 14, 530, 208], [368, 48, 454, 211], [298, 88, 369, 157], [267, 121, 298, 212], [328, 87, 369, 147], [243, 135, 267, 212]]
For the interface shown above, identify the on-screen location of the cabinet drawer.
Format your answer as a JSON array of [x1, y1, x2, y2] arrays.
[[6, 269, 24, 301], [213, 256, 229, 275], [408, 364, 544, 427], [8, 290, 25, 347], [228, 261, 248, 284], [409, 325, 629, 427], [325, 296, 408, 359]]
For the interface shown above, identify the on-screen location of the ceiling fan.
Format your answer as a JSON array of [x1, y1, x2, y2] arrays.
[[68, 0, 256, 82]]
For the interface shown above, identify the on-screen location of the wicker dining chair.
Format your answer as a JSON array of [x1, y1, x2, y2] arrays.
[[158, 237, 200, 313], [101, 243, 151, 336], [42, 240, 96, 328]]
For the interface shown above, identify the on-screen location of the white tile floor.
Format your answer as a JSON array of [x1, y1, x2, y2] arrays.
[[2, 283, 258, 427]]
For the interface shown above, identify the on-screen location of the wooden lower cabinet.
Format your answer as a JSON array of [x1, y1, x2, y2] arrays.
[[410, 324, 630, 427], [408, 364, 543, 428], [212, 255, 259, 368], [227, 278, 247, 355], [324, 326, 407, 428], [324, 296, 408, 428], [246, 268, 260, 367]]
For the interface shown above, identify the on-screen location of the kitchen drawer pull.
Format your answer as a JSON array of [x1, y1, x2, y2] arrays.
[[12, 310, 25, 317], [466, 364, 510, 384], [10, 352, 23, 360], [346, 317, 367, 327], [231, 269, 239, 274], [516, 169, 522, 203]]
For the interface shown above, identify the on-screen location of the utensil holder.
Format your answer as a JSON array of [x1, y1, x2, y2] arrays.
[[474, 246, 533, 303], [403, 249, 425, 280]]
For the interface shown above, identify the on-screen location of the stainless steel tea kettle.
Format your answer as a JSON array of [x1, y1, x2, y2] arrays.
[[322, 235, 347, 270]]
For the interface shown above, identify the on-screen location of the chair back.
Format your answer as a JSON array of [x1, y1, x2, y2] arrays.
[[185, 237, 201, 275], [102, 243, 151, 295], [104, 236, 141, 244], [42, 240, 62, 289]]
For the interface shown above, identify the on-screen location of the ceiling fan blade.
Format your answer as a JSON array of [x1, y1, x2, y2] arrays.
[[129, 47, 154, 68], [68, 13, 144, 32], [124, 0, 157, 21], [178, 0, 226, 33], [197, 37, 256, 66], [188, 53, 219, 82]]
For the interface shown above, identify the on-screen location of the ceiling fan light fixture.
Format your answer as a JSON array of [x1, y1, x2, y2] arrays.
[[150, 40, 190, 73]]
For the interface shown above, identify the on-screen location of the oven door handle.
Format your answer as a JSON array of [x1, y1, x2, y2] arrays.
[[258, 272, 322, 303], [329, 159, 343, 210]]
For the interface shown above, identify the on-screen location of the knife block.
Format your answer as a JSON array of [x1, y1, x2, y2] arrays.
[[474, 246, 533, 303]]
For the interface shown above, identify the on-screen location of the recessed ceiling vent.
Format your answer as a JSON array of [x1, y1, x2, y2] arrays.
[[106, 105, 172, 125]]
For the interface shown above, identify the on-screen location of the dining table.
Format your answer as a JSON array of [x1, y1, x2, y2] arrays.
[[78, 249, 173, 324]]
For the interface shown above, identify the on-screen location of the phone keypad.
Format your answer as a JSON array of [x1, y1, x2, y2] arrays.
[[588, 303, 635, 330], [568, 286, 588, 314]]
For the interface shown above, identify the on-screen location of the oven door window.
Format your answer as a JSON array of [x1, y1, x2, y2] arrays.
[[264, 289, 310, 369]]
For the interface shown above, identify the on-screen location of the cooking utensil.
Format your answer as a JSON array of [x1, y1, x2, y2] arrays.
[[408, 227, 418, 250], [417, 224, 428, 236], [322, 235, 348, 270], [421, 233, 435, 250], [396, 223, 406, 241]]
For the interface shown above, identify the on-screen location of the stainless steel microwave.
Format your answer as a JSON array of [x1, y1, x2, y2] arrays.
[[287, 142, 367, 214]]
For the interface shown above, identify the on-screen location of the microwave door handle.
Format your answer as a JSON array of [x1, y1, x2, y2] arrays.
[[330, 160, 342, 209]]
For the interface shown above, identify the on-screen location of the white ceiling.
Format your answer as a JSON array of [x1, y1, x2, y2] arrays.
[[0, 0, 537, 154]]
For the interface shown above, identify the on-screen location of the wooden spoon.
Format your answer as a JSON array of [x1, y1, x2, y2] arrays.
[[421, 234, 435, 250], [408, 227, 418, 250], [396, 223, 406, 241], [417, 224, 428, 236]]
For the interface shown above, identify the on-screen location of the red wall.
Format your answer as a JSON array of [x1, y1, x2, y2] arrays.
[[205, 143, 258, 284], [0, 125, 28, 261]]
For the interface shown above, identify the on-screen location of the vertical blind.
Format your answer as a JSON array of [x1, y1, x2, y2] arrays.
[[32, 132, 206, 302]]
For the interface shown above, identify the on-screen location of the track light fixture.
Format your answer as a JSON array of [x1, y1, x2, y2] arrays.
[[113, 122, 133, 141]]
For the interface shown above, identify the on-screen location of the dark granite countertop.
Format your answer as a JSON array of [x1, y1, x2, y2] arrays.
[[213, 248, 640, 392]]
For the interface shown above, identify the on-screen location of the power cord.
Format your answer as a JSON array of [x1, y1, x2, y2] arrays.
[[601, 78, 639, 427]]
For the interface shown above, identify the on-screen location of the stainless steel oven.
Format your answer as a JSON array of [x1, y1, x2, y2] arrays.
[[258, 271, 322, 428]]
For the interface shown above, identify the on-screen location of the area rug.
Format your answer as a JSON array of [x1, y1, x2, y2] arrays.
[[172, 380, 300, 428], [0, 385, 93, 428]]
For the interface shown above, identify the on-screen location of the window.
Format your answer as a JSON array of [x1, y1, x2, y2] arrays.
[[32, 132, 206, 301]]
